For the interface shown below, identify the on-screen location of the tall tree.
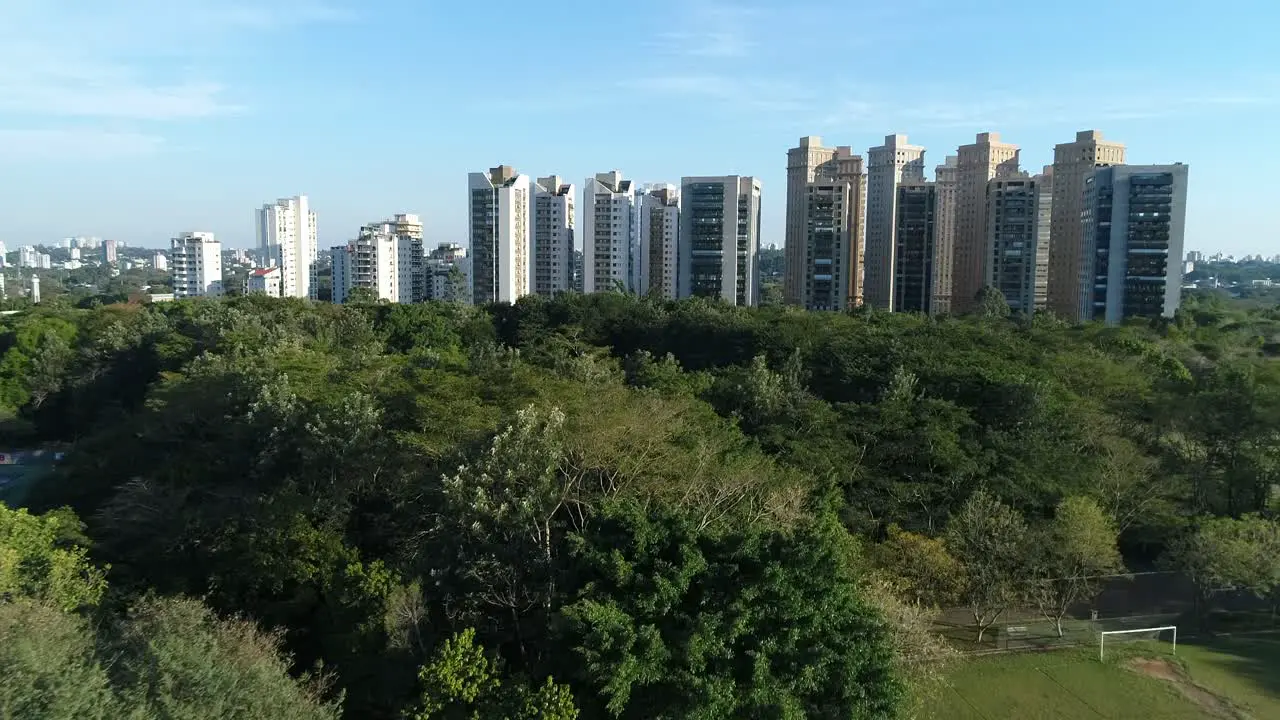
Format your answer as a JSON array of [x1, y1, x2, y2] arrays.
[[946, 491, 1029, 642], [1025, 497, 1124, 636]]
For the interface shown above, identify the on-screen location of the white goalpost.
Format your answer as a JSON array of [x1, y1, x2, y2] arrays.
[[1099, 625, 1178, 662]]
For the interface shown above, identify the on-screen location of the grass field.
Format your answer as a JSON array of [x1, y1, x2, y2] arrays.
[[927, 635, 1280, 719]]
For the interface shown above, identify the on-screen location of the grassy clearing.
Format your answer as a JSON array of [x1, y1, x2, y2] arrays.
[[927, 635, 1280, 719]]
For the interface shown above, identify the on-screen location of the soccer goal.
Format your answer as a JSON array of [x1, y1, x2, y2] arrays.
[[1099, 625, 1177, 662]]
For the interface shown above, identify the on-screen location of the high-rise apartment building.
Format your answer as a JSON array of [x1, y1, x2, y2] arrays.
[[866, 134, 926, 309], [638, 184, 680, 299], [425, 242, 469, 302], [257, 195, 319, 299], [331, 220, 419, 304], [932, 156, 959, 314], [785, 136, 866, 309], [1048, 130, 1126, 319], [468, 166, 531, 305], [18, 246, 37, 268], [1080, 164, 1189, 325], [171, 232, 223, 298], [582, 171, 636, 294], [533, 176, 575, 296], [952, 132, 1021, 313], [984, 171, 1053, 315], [103, 239, 118, 264], [153, 252, 167, 271], [892, 182, 937, 314], [678, 175, 761, 306]]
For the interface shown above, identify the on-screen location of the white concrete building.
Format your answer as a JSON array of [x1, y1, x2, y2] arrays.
[[18, 246, 37, 268], [638, 183, 680, 299], [678, 176, 762, 306], [171, 232, 224, 298], [533, 176, 576, 296], [256, 195, 318, 299], [246, 267, 282, 297], [582, 171, 637, 294], [153, 252, 168, 271], [468, 166, 531, 304], [1080, 164, 1190, 325], [331, 221, 417, 304], [426, 242, 468, 301], [104, 239, 118, 264], [865, 134, 926, 310], [29, 276, 40, 304]]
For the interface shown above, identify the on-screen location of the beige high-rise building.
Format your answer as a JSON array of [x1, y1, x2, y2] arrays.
[[865, 134, 926, 310], [784, 136, 866, 310], [952, 132, 1020, 314], [932, 156, 959, 314], [1048, 130, 1126, 319]]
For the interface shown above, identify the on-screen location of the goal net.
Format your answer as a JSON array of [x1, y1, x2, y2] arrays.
[[1098, 625, 1177, 662]]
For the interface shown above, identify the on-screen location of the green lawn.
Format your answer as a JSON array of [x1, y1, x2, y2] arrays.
[[927, 635, 1280, 719]]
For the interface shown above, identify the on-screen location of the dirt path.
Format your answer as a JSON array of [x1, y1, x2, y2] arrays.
[[1127, 658, 1245, 719]]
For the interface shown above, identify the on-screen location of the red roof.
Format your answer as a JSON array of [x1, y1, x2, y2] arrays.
[[251, 268, 278, 276]]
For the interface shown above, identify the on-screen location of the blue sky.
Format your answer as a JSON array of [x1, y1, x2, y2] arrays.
[[1, 0, 1277, 256]]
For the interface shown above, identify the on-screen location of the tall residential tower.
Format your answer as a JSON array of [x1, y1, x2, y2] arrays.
[[171, 232, 224, 299], [533, 176, 575, 296], [679, 176, 761, 306], [865, 134, 926, 309], [784, 136, 866, 310], [932, 156, 959, 314], [1048, 130, 1126, 319], [468, 166, 531, 304], [952, 133, 1020, 313], [256, 195, 318, 299], [984, 171, 1053, 315], [638, 184, 680, 299], [582, 171, 636, 294]]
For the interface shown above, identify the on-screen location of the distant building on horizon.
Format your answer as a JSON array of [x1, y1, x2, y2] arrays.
[[785, 136, 866, 310], [257, 195, 318, 300], [678, 175, 761, 306], [103, 239, 118, 264], [153, 252, 168, 272], [866, 134, 926, 310], [331, 219, 420, 304], [1080, 164, 1190, 325], [932, 156, 959, 314], [171, 232, 224, 299]]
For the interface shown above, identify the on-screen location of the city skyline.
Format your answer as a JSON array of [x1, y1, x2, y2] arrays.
[[1, 1, 1277, 256]]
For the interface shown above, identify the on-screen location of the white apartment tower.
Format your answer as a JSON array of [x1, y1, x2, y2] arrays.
[[1080, 164, 1190, 325], [247, 267, 283, 297], [932, 156, 959, 314], [256, 195, 318, 299], [984, 171, 1053, 315], [468, 166, 531, 304], [865, 134, 926, 310], [171, 232, 224, 298], [331, 219, 420, 304], [785, 137, 867, 311], [1048, 130, 1126, 319], [533, 176, 576, 296], [678, 176, 762, 306], [638, 184, 680, 299], [582, 171, 636, 294], [388, 213, 425, 302], [953, 132, 1021, 314]]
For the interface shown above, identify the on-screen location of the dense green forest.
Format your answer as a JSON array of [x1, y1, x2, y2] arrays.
[[2, 289, 1279, 718]]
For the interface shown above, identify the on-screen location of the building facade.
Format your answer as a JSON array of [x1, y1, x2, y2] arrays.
[[865, 134, 926, 310], [785, 136, 866, 309], [678, 176, 761, 306], [103, 239, 118, 264], [932, 156, 959, 314], [1080, 164, 1190, 325], [533, 176, 575, 296], [170, 231, 224, 298], [426, 242, 468, 302], [256, 195, 319, 299], [1048, 130, 1126, 319], [581, 171, 636, 294], [952, 132, 1021, 314], [984, 173, 1052, 315], [638, 184, 680, 299], [892, 182, 937, 314], [246, 267, 282, 297], [468, 166, 531, 304]]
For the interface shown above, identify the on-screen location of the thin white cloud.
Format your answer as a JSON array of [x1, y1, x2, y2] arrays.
[[0, 129, 165, 160], [651, 1, 762, 58], [0, 0, 347, 157]]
